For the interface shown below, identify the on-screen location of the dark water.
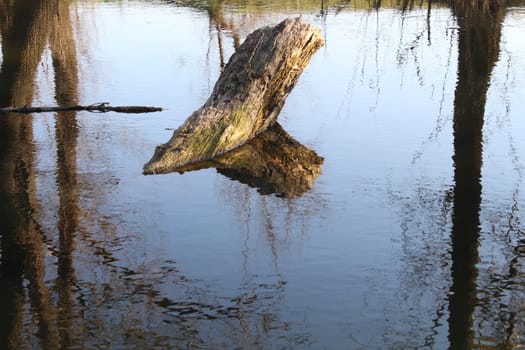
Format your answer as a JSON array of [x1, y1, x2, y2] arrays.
[[1, 0, 525, 348]]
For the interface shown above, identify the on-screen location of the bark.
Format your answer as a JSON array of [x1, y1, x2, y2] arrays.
[[143, 17, 324, 174]]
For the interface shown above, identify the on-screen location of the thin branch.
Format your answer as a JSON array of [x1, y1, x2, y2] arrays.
[[0, 102, 162, 114]]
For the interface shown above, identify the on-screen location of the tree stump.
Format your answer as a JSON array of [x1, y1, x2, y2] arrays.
[[143, 17, 324, 174]]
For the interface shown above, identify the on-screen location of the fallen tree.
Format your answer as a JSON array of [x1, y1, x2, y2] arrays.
[[0, 102, 162, 114], [143, 17, 324, 174], [175, 123, 323, 198]]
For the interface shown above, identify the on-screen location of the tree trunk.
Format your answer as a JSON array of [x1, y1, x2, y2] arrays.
[[143, 17, 324, 174]]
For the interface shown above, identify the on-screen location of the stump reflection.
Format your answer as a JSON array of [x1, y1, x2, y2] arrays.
[[169, 123, 323, 198]]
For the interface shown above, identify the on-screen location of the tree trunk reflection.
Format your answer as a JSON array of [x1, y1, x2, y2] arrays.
[[0, 0, 58, 348], [50, 0, 80, 347], [448, 0, 504, 348], [0, 0, 79, 348]]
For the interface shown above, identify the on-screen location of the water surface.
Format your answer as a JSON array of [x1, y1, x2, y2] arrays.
[[1, 0, 525, 348]]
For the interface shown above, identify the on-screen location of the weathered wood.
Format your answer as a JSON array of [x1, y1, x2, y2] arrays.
[[143, 17, 324, 174], [175, 123, 324, 198], [0, 102, 162, 114]]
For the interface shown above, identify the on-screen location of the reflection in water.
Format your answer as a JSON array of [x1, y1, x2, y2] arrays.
[[365, 0, 524, 347], [0, 0, 79, 348], [0, 2, 310, 345], [1, 0, 525, 348], [0, 1, 58, 348], [0, 0, 50, 106], [448, 0, 504, 348], [0, 114, 45, 348], [177, 123, 324, 198], [205, 0, 241, 68], [51, 0, 80, 347]]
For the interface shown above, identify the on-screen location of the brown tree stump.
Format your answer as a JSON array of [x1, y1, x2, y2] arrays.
[[143, 17, 324, 174]]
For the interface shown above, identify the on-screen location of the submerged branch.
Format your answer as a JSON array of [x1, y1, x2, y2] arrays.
[[0, 102, 162, 114]]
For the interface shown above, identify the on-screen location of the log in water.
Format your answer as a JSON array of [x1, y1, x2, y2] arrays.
[[143, 17, 324, 174]]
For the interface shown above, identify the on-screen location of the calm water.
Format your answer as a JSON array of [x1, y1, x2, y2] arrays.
[[1, 0, 525, 348]]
